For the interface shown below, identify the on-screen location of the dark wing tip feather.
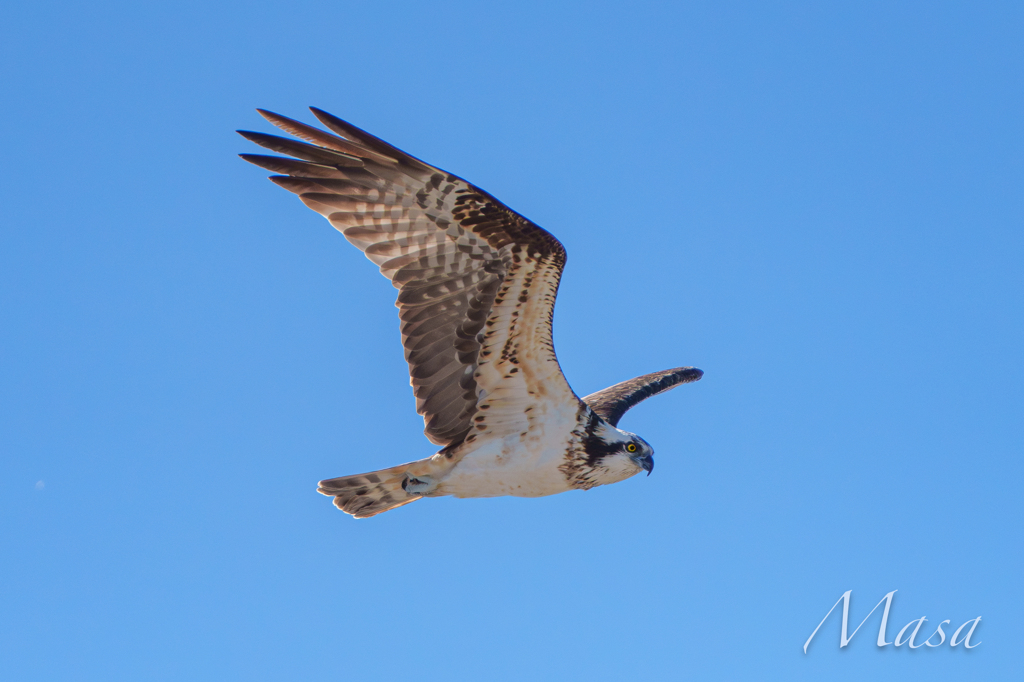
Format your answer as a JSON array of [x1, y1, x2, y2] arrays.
[[582, 366, 704, 427], [308, 107, 389, 147], [236, 129, 368, 166], [309, 107, 433, 172], [238, 153, 350, 179]]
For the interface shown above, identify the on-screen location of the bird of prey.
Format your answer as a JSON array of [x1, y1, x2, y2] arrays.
[[239, 108, 704, 518]]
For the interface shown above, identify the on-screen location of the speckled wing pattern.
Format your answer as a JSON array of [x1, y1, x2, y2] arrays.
[[582, 367, 704, 427], [239, 108, 575, 447]]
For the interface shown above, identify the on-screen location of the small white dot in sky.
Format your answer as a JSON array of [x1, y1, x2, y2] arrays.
[[35, 480, 45, 490]]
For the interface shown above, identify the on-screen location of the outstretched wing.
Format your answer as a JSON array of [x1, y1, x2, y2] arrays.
[[582, 367, 704, 427], [239, 108, 575, 447]]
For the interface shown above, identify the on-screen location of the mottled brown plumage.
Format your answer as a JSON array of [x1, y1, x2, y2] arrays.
[[241, 109, 566, 447], [239, 109, 704, 518]]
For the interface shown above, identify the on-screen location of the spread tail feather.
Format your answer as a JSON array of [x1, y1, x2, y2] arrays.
[[317, 460, 427, 518]]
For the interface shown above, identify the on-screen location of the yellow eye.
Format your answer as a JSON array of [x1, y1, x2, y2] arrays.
[[626, 443, 637, 453]]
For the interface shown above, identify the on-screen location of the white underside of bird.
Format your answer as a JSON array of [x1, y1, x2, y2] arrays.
[[436, 403, 635, 498]]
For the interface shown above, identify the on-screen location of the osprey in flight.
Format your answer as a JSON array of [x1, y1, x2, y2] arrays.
[[239, 108, 703, 518]]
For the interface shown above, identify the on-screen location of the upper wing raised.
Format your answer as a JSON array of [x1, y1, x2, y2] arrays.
[[239, 108, 575, 446], [582, 367, 704, 427]]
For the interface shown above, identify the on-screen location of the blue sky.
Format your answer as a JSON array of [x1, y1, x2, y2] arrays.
[[1, 1, 1021, 680]]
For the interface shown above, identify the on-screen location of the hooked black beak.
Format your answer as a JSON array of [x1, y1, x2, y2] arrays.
[[640, 454, 654, 476]]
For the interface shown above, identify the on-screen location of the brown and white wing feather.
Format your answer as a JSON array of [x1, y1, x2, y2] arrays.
[[583, 367, 704, 427], [240, 108, 576, 447]]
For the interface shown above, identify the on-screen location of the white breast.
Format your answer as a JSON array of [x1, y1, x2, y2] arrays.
[[436, 401, 580, 498]]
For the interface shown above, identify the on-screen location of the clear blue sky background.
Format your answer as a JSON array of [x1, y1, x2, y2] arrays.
[[2, 2, 1021, 680]]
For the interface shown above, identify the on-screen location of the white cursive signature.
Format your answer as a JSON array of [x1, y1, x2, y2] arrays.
[[803, 590, 981, 653]]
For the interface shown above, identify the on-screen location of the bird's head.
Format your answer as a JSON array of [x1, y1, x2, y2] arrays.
[[582, 416, 654, 482]]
